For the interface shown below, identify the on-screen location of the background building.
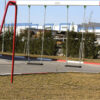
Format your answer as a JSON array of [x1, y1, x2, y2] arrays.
[[1, 22, 100, 44]]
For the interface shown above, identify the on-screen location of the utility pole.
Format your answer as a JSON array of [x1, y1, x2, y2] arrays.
[[2, 0, 6, 53]]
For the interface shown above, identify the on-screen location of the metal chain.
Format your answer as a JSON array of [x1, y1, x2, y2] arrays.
[[40, 5, 47, 63], [27, 5, 31, 62], [66, 5, 69, 63]]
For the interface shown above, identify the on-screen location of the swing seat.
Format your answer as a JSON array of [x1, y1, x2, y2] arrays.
[[65, 60, 83, 68], [27, 62, 43, 65], [65, 64, 82, 68]]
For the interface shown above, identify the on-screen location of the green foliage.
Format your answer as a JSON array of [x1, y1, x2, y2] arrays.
[[2, 29, 57, 55], [84, 33, 98, 59], [4, 31, 13, 52], [68, 31, 81, 57], [0, 29, 99, 59], [0, 30, 25, 53], [62, 31, 99, 59], [30, 30, 57, 55], [15, 34, 25, 53], [30, 38, 42, 55], [43, 30, 57, 55]]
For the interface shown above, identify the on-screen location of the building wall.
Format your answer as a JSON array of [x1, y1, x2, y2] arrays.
[[2, 23, 100, 44]]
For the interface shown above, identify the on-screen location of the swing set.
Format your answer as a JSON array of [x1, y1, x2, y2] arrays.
[[0, 0, 99, 83]]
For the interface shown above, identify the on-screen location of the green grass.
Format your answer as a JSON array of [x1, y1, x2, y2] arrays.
[[0, 73, 100, 100]]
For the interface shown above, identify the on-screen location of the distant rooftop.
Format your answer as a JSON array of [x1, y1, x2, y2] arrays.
[[79, 22, 100, 27]]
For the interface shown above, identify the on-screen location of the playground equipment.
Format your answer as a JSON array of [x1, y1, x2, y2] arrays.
[[0, 0, 100, 83], [65, 5, 86, 68], [40, 5, 47, 65], [27, 5, 47, 65], [2, 0, 6, 53], [27, 5, 31, 63]]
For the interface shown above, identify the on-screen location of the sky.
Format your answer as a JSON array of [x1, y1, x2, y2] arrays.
[[0, 0, 100, 25]]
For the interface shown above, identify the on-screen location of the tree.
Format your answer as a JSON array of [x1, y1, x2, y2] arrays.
[[30, 30, 57, 55], [4, 31, 13, 52], [84, 32, 98, 59], [62, 31, 99, 59]]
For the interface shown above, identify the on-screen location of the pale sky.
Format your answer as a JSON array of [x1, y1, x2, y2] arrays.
[[0, 0, 100, 25]]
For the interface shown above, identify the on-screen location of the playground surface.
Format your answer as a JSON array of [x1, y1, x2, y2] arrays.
[[0, 55, 100, 75], [0, 56, 100, 99], [0, 72, 100, 100]]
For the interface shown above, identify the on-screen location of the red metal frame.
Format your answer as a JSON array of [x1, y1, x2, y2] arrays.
[[0, 1, 17, 83]]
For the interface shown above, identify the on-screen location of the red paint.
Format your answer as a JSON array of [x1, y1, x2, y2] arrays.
[[84, 62, 100, 65], [0, 1, 16, 34], [11, 5, 17, 84], [57, 60, 66, 62], [57, 60, 100, 66], [0, 1, 17, 83]]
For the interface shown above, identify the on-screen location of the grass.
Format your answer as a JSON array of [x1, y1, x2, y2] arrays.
[[0, 73, 100, 100]]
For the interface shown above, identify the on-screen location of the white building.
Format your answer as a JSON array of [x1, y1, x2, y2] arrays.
[[78, 22, 100, 44], [1, 22, 100, 44], [2, 23, 78, 34]]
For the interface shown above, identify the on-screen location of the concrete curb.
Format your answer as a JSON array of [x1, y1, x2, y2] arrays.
[[0, 55, 100, 66], [56, 60, 66, 62], [84, 62, 100, 65], [56, 60, 100, 65]]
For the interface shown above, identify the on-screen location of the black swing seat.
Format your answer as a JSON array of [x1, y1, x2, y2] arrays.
[[65, 64, 82, 68], [27, 62, 44, 65], [65, 60, 83, 68]]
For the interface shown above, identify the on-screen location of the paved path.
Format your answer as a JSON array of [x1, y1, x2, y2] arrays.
[[0, 58, 100, 75]]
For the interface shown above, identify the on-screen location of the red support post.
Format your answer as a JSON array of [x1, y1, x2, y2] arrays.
[[0, 1, 17, 83], [11, 4, 17, 84]]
